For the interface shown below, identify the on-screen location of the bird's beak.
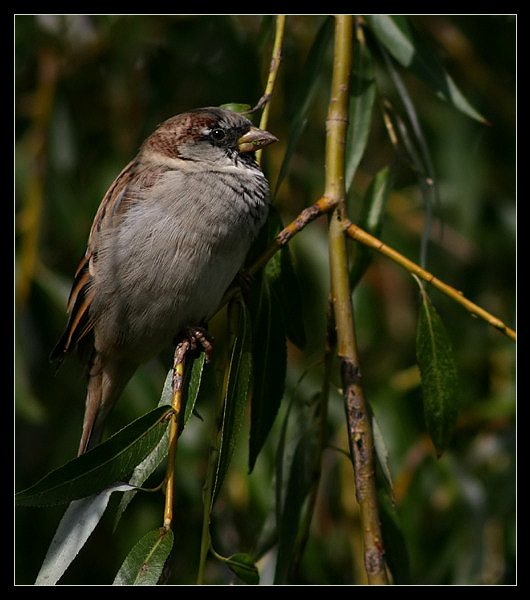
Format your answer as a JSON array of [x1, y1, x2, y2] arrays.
[[238, 126, 278, 153]]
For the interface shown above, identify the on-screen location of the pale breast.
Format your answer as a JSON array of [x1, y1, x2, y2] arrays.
[[90, 164, 269, 361]]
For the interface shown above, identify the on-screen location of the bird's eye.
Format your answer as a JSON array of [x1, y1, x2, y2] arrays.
[[210, 128, 226, 141]]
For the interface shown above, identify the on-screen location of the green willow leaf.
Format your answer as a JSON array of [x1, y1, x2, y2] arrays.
[[36, 483, 134, 585], [349, 166, 393, 290], [274, 424, 320, 584], [274, 16, 333, 195], [377, 492, 411, 584], [183, 352, 207, 425], [248, 271, 287, 473], [214, 551, 260, 585], [377, 47, 438, 268], [15, 406, 173, 506], [264, 215, 306, 349], [364, 15, 487, 123], [249, 208, 306, 348], [211, 299, 253, 506], [246, 209, 299, 472], [272, 385, 324, 584], [113, 527, 174, 585], [345, 26, 377, 192], [219, 102, 252, 114], [416, 283, 460, 456], [114, 357, 205, 529]]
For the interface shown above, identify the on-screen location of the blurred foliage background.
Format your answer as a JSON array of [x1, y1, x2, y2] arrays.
[[15, 15, 516, 585]]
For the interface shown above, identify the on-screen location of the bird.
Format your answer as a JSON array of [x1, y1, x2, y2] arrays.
[[50, 107, 278, 455]]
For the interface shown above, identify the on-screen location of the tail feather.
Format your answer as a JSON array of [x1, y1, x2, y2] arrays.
[[78, 367, 103, 455], [77, 354, 136, 455]]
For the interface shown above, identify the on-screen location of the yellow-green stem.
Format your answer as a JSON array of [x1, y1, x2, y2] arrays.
[[326, 16, 388, 584], [257, 15, 285, 164], [163, 344, 187, 530], [345, 220, 516, 341]]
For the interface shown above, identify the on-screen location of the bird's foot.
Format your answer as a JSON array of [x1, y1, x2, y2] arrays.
[[174, 326, 213, 363]]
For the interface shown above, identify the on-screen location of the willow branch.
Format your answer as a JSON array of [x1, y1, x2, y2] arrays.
[[326, 16, 388, 585], [345, 220, 516, 342], [240, 197, 515, 344], [163, 341, 188, 530], [247, 195, 337, 276], [256, 15, 286, 164]]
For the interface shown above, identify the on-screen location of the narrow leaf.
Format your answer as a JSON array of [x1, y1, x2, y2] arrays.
[[350, 166, 393, 290], [273, 388, 323, 584], [372, 415, 393, 492], [113, 380, 172, 528], [345, 26, 377, 192], [182, 352, 206, 425], [377, 492, 411, 584], [248, 273, 287, 472], [378, 49, 438, 268], [274, 16, 333, 195], [274, 426, 320, 584], [247, 210, 290, 472], [114, 359, 204, 528], [16, 406, 173, 506], [211, 299, 253, 506], [113, 527, 174, 585], [35, 483, 134, 585], [216, 552, 260, 585], [264, 210, 306, 348], [364, 15, 487, 123], [416, 283, 460, 455]]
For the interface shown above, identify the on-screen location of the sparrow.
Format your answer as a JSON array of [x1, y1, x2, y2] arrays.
[[50, 107, 278, 455]]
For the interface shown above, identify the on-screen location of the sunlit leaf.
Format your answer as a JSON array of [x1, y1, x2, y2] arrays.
[[113, 527, 174, 585], [219, 102, 252, 114], [113, 357, 204, 527], [364, 15, 487, 123], [345, 26, 377, 192], [113, 374, 171, 527], [372, 415, 393, 492], [16, 406, 173, 506], [182, 352, 207, 425], [376, 50, 438, 268], [35, 483, 134, 585], [274, 16, 333, 195], [349, 166, 393, 290]]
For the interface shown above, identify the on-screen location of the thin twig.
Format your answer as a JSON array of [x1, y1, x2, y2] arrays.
[[248, 195, 337, 276], [345, 220, 516, 342], [256, 15, 286, 164], [241, 197, 515, 343]]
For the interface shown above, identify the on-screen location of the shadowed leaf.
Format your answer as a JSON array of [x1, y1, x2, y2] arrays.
[[416, 282, 460, 455]]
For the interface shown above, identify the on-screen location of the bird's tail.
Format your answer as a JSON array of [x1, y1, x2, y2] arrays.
[[78, 353, 135, 455]]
